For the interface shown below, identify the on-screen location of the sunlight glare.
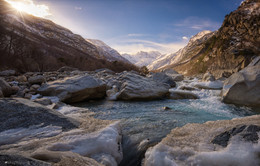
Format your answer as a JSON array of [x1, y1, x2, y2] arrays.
[[4, 0, 51, 18]]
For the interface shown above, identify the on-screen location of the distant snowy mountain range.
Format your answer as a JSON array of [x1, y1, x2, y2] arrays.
[[122, 51, 162, 67]]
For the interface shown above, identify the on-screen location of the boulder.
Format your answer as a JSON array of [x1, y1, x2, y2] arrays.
[[162, 69, 184, 81], [0, 70, 16, 76], [16, 75, 27, 82], [34, 98, 52, 106], [178, 85, 197, 91], [169, 90, 199, 99], [11, 85, 20, 94], [170, 74, 184, 82], [28, 75, 45, 85], [37, 75, 106, 103], [150, 72, 176, 87], [106, 85, 119, 100], [144, 115, 260, 166], [193, 80, 223, 90], [0, 98, 79, 132], [0, 154, 51, 166], [202, 72, 216, 82], [222, 64, 260, 107], [0, 78, 13, 97], [116, 72, 170, 100]]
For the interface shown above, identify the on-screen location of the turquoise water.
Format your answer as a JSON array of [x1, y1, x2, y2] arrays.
[[75, 89, 253, 143], [74, 88, 255, 166]]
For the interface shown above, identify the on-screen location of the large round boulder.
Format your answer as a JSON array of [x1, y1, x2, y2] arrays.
[[114, 72, 170, 100], [150, 72, 176, 87], [28, 75, 45, 85], [222, 64, 260, 107], [37, 75, 106, 103]]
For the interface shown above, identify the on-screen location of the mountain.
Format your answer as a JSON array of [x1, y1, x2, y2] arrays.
[[148, 30, 213, 71], [0, 0, 138, 72], [122, 51, 162, 67], [159, 0, 260, 78], [85, 39, 132, 64]]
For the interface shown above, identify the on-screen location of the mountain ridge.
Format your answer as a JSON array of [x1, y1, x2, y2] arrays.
[[0, 0, 138, 73], [158, 0, 260, 78]]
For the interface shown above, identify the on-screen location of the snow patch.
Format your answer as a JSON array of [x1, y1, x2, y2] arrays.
[[144, 134, 260, 166], [48, 122, 123, 165], [144, 144, 178, 166]]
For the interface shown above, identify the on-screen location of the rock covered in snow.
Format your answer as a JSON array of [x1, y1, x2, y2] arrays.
[[222, 62, 260, 107], [144, 115, 260, 166], [37, 75, 106, 103], [112, 72, 170, 100]]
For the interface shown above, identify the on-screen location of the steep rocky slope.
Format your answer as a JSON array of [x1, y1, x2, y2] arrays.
[[148, 31, 213, 71], [122, 51, 162, 67], [160, 0, 260, 78], [0, 0, 137, 72], [85, 39, 132, 64]]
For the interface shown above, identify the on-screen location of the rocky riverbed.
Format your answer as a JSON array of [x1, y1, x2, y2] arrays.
[[0, 62, 259, 166]]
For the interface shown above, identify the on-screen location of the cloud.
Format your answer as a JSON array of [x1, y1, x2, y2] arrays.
[[110, 38, 187, 54], [182, 36, 188, 40], [174, 17, 221, 31], [74, 6, 82, 10], [127, 33, 149, 37]]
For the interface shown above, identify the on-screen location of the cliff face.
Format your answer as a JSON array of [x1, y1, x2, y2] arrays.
[[148, 31, 214, 71], [162, 0, 260, 78], [0, 1, 137, 73]]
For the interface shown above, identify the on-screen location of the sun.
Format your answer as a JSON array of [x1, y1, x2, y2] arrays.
[[4, 0, 51, 18]]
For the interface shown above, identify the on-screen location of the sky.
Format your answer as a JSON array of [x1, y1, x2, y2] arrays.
[[6, 0, 245, 54]]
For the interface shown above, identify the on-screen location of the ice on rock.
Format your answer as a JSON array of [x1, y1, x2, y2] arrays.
[[47, 122, 123, 166], [144, 115, 260, 166], [191, 139, 260, 166], [0, 125, 62, 145]]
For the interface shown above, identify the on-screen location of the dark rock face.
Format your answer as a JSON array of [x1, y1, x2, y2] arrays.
[[0, 154, 51, 166], [0, 98, 79, 132], [0, 1, 138, 73], [212, 125, 260, 147]]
